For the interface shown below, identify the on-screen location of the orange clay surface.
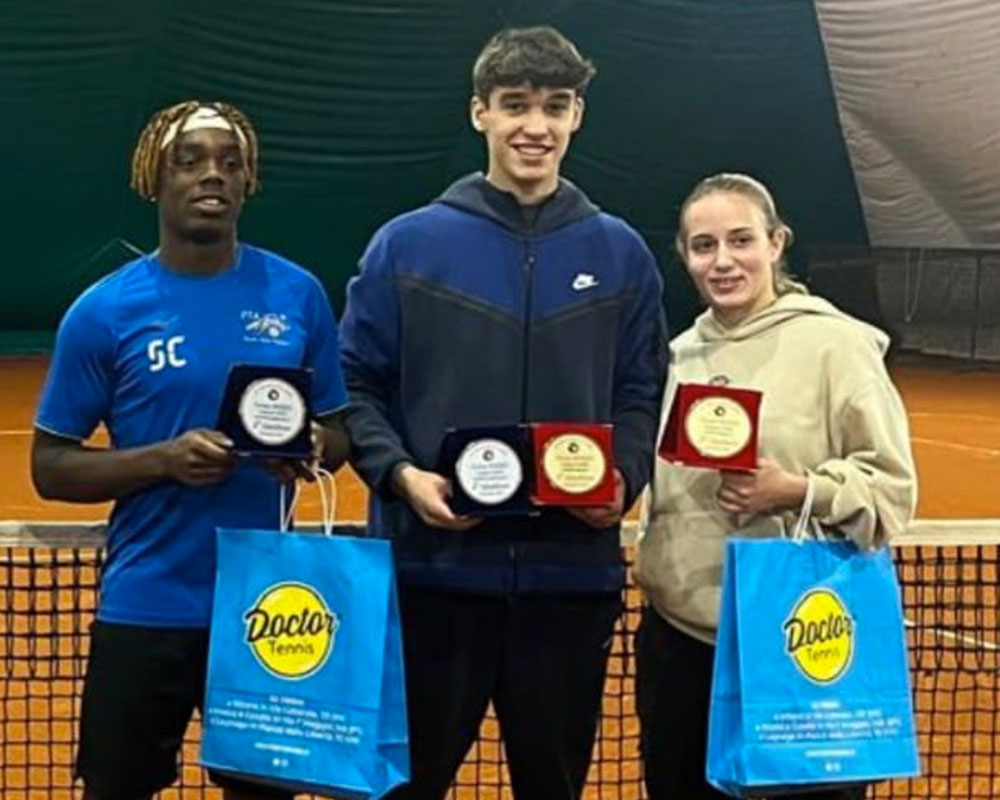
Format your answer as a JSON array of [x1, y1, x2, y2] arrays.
[[3, 358, 999, 521], [2, 357, 998, 800]]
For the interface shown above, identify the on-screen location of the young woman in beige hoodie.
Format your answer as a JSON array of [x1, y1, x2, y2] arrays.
[[634, 174, 917, 800]]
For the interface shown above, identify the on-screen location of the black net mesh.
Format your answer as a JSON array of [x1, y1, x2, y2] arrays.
[[2, 532, 998, 799], [807, 247, 1000, 364]]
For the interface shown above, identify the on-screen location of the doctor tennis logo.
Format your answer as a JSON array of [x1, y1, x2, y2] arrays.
[[243, 582, 340, 679], [782, 588, 854, 684]]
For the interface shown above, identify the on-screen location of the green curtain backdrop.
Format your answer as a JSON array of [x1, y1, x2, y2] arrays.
[[0, 0, 865, 351]]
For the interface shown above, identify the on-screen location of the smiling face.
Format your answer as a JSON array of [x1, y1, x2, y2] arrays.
[[156, 127, 248, 244], [681, 190, 787, 326], [471, 83, 583, 201]]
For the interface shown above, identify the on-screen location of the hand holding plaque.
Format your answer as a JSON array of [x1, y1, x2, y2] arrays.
[[217, 364, 313, 459], [439, 423, 616, 516], [658, 383, 761, 470]]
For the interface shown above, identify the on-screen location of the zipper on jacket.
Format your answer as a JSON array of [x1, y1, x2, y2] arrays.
[[521, 244, 536, 420]]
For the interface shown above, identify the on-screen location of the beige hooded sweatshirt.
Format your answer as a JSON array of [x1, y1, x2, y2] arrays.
[[635, 288, 917, 645]]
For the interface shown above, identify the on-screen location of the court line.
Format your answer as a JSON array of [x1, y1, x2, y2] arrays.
[[10, 518, 1000, 545], [905, 620, 1000, 652], [0, 429, 32, 435], [909, 412, 1000, 424], [911, 437, 1000, 457]]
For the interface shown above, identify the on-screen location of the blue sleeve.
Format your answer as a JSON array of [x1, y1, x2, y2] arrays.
[[339, 226, 414, 496], [612, 236, 669, 507], [304, 278, 348, 416], [35, 290, 116, 440]]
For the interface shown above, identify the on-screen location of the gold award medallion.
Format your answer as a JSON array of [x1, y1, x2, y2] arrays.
[[542, 433, 607, 495], [684, 396, 752, 459]]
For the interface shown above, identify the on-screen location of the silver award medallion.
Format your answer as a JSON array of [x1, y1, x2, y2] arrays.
[[455, 438, 522, 506], [238, 378, 307, 447]]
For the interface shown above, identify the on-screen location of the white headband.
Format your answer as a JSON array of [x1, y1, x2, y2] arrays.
[[160, 105, 248, 151]]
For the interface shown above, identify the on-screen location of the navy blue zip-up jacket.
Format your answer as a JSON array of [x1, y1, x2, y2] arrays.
[[340, 173, 668, 594]]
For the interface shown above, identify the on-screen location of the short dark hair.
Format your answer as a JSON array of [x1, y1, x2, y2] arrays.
[[472, 26, 596, 101]]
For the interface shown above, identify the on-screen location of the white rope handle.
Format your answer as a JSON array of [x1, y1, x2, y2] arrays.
[[312, 466, 337, 537], [277, 467, 337, 536], [790, 475, 816, 543], [279, 480, 300, 533]]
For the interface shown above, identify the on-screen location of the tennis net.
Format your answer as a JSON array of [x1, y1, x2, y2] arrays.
[[1, 520, 998, 799]]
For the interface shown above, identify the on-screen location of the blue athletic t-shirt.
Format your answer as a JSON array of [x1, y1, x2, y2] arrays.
[[35, 244, 348, 627]]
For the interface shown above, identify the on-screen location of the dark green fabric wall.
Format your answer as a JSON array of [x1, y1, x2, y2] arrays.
[[0, 0, 866, 350]]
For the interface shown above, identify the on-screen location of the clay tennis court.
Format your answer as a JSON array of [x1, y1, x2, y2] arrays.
[[2, 356, 999, 799], [4, 358, 999, 521]]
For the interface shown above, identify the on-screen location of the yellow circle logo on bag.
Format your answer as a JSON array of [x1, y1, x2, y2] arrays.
[[782, 588, 854, 684], [243, 582, 339, 679]]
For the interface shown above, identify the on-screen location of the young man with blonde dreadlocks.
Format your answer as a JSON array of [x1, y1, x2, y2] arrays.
[[31, 101, 349, 800]]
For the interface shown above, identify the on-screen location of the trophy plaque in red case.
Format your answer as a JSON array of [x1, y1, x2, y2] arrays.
[[659, 383, 761, 471], [531, 423, 615, 506]]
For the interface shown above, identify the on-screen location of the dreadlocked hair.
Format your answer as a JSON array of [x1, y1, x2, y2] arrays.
[[129, 100, 260, 201]]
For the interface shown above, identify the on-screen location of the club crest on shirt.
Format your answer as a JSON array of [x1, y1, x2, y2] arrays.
[[241, 310, 291, 345]]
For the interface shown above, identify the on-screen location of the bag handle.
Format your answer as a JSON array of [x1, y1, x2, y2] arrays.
[[278, 465, 337, 536], [314, 466, 337, 536], [790, 475, 819, 543], [279, 480, 299, 532]]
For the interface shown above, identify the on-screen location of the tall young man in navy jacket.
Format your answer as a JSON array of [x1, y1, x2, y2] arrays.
[[340, 27, 668, 800]]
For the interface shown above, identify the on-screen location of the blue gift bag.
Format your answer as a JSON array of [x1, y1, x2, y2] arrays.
[[706, 506, 919, 796], [201, 479, 408, 798]]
